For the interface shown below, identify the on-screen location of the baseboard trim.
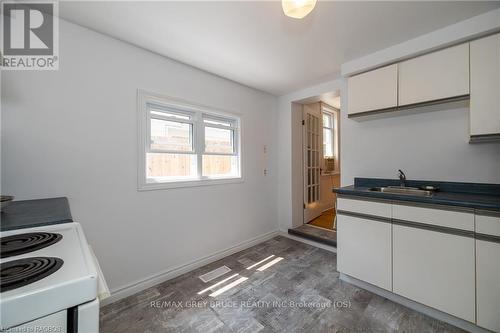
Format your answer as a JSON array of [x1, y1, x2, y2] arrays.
[[101, 229, 280, 306], [339, 273, 490, 333], [280, 230, 337, 253]]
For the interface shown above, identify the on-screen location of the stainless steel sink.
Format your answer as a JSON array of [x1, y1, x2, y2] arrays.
[[368, 186, 433, 197]]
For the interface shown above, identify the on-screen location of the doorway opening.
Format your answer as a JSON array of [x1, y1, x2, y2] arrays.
[[288, 91, 341, 246]]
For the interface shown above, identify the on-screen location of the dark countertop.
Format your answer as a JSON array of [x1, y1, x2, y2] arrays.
[[1, 197, 73, 232], [333, 178, 500, 212]]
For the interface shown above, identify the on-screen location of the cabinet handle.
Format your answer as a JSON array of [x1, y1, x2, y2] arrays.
[[337, 210, 391, 223], [475, 233, 500, 244], [392, 219, 474, 238]]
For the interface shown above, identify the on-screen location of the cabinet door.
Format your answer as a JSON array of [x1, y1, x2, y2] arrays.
[[470, 33, 500, 137], [347, 64, 398, 115], [476, 240, 500, 332], [398, 43, 469, 106], [476, 213, 500, 332], [337, 213, 392, 290], [393, 225, 475, 322]]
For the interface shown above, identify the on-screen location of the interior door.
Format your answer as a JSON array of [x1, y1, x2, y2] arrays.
[[303, 103, 322, 223]]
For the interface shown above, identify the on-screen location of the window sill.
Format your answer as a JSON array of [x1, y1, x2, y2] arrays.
[[138, 177, 244, 191], [321, 172, 340, 176]]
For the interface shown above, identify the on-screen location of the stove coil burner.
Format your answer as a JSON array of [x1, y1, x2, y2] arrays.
[[1, 257, 63, 292], [1, 232, 62, 258]]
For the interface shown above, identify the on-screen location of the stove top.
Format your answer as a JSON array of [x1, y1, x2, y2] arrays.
[[1, 257, 63, 292], [1, 232, 63, 258], [0, 223, 98, 329]]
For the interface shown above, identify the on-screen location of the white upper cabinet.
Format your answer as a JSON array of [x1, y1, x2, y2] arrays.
[[347, 64, 398, 115], [398, 43, 469, 106], [470, 33, 500, 139]]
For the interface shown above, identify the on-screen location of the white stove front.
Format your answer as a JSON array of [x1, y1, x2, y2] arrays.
[[0, 223, 104, 331], [2, 298, 100, 333]]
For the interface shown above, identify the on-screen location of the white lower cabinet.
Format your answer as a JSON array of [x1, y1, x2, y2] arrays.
[[337, 213, 392, 290], [392, 225, 475, 322], [476, 213, 500, 332], [476, 240, 500, 332], [338, 197, 500, 330]]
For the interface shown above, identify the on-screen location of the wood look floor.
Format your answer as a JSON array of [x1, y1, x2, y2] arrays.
[[100, 236, 465, 333], [308, 209, 335, 229]]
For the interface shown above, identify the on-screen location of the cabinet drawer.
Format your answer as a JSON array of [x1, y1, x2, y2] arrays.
[[392, 203, 473, 231], [337, 213, 392, 290], [337, 197, 391, 218], [476, 212, 500, 237], [393, 224, 475, 322], [398, 43, 469, 106], [347, 64, 398, 115]]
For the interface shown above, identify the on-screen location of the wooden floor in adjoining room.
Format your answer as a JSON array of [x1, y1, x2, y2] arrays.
[[308, 209, 335, 230]]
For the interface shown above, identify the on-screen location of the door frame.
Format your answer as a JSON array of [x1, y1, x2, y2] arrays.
[[302, 102, 323, 223]]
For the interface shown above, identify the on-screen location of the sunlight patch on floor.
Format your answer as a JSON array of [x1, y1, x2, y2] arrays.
[[197, 274, 240, 295], [246, 255, 275, 270], [257, 257, 283, 271], [209, 277, 249, 297]]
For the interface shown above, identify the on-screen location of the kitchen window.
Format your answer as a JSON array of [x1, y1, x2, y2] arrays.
[[322, 104, 340, 174], [138, 90, 242, 190], [322, 111, 335, 158]]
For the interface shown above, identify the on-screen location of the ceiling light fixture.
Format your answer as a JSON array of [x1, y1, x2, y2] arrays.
[[282, 0, 317, 19]]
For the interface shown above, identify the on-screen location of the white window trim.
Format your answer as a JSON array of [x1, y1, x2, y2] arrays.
[[322, 110, 334, 158], [137, 89, 243, 191]]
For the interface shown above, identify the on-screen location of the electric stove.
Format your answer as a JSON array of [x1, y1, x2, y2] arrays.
[[0, 222, 107, 331]]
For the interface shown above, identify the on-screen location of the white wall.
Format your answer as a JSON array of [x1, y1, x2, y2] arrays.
[[1, 20, 279, 296], [342, 103, 500, 184]]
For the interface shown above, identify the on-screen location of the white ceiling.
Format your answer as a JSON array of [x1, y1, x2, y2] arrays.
[[60, 1, 500, 95]]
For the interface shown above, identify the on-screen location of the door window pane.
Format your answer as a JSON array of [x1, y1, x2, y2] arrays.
[[150, 118, 192, 151], [205, 126, 234, 154]]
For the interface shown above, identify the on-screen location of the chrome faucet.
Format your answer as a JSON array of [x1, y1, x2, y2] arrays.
[[398, 169, 406, 187]]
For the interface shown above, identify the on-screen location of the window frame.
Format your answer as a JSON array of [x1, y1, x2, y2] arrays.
[[203, 114, 238, 156], [148, 104, 196, 154], [138, 90, 243, 190]]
